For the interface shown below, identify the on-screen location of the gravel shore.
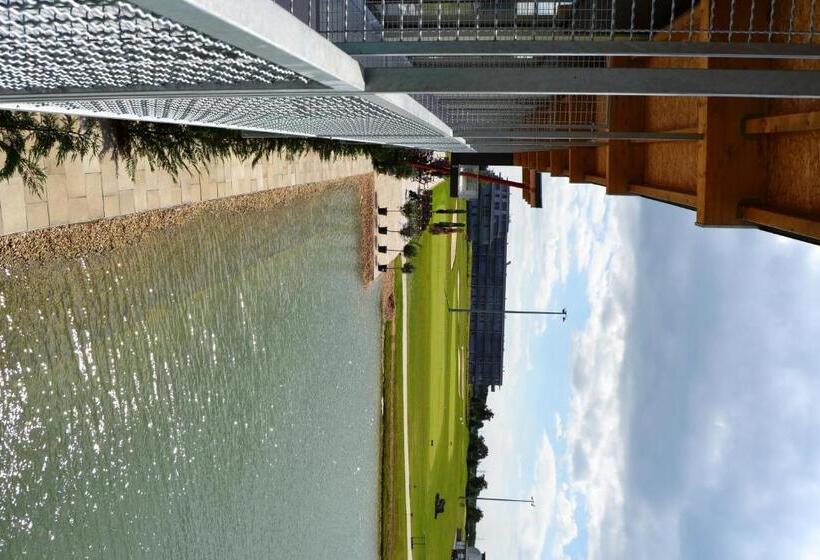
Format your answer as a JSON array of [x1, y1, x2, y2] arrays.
[[0, 174, 376, 282]]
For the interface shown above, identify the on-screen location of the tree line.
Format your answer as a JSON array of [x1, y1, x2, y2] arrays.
[[465, 391, 494, 544]]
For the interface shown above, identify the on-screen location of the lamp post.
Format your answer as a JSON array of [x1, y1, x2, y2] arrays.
[[449, 307, 567, 322], [461, 495, 535, 507]]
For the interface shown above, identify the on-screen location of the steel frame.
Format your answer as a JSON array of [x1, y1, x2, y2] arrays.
[[4, 0, 820, 154], [341, 39, 820, 59], [364, 67, 820, 98]]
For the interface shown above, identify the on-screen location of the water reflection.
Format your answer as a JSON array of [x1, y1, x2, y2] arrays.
[[0, 187, 380, 558]]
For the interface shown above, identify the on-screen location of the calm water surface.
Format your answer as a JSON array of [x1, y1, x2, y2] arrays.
[[0, 187, 381, 558]]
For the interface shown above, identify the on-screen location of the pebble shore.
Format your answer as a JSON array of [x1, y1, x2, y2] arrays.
[[1, 174, 376, 284]]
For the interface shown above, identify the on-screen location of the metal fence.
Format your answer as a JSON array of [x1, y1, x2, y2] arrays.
[[354, 53, 607, 66], [0, 0, 308, 94], [0, 0, 470, 152], [281, 0, 819, 44], [3, 0, 819, 154], [415, 94, 606, 132], [31, 95, 441, 136]]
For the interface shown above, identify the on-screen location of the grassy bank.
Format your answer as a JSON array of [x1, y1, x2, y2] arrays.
[[380, 181, 471, 560]]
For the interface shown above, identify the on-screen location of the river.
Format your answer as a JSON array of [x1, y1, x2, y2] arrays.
[[0, 186, 381, 559]]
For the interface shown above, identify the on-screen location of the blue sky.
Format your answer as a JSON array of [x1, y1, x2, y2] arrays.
[[476, 169, 820, 560]]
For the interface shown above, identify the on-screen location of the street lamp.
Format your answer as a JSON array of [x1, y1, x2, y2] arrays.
[[449, 307, 567, 322], [461, 495, 536, 508]]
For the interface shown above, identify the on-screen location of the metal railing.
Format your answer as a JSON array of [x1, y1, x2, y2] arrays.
[[0, 0, 308, 94], [0, 0, 467, 152], [415, 94, 607, 133], [281, 0, 820, 45]]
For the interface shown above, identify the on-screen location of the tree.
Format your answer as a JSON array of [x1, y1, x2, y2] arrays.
[[467, 474, 488, 495], [468, 435, 489, 463], [466, 504, 484, 524], [470, 399, 494, 422], [0, 110, 440, 194], [430, 225, 463, 235], [0, 112, 98, 194], [398, 189, 434, 239], [402, 244, 419, 258]]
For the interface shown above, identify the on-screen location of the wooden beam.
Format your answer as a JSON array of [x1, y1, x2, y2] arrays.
[[697, 97, 768, 226], [607, 95, 646, 195], [528, 169, 539, 203], [629, 128, 701, 143], [584, 174, 607, 186], [522, 167, 533, 189], [569, 148, 594, 183], [741, 205, 820, 241], [535, 152, 551, 172], [629, 184, 697, 209], [550, 150, 569, 177], [744, 111, 820, 135]]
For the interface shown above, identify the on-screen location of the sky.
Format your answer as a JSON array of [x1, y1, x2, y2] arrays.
[[476, 168, 820, 560]]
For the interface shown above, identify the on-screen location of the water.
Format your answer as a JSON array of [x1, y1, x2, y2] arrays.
[[0, 187, 381, 559]]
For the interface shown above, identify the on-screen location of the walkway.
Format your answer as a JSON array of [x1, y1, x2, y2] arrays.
[[400, 256, 413, 560], [0, 151, 372, 235], [373, 174, 416, 281]]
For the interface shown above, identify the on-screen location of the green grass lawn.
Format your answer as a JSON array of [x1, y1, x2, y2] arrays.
[[382, 180, 471, 559]]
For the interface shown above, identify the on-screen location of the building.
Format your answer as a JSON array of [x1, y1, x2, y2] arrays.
[[452, 529, 486, 560], [3, 1, 820, 242], [466, 181, 510, 393]]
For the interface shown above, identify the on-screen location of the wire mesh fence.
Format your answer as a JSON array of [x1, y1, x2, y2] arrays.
[[354, 53, 607, 66], [414, 94, 608, 136], [0, 0, 310, 94], [280, 0, 820, 44]]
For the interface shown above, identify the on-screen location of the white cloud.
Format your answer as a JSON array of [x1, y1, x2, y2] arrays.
[[559, 184, 638, 560], [555, 413, 565, 441], [517, 433, 558, 558], [553, 483, 579, 560], [486, 179, 640, 560], [483, 174, 820, 560]]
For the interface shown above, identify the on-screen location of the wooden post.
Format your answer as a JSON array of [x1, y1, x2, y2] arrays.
[[696, 97, 768, 226], [550, 150, 568, 177], [606, 96, 645, 195], [535, 151, 551, 172], [569, 147, 594, 183]]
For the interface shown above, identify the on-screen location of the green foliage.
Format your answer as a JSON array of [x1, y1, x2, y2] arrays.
[[464, 393, 494, 544], [402, 244, 419, 258], [0, 111, 98, 194], [398, 189, 433, 239], [0, 110, 439, 194]]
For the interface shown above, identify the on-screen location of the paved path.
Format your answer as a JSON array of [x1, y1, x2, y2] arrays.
[[0, 152, 371, 235], [373, 175, 416, 281], [401, 256, 414, 560]]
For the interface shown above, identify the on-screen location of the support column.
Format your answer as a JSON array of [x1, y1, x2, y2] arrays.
[[569, 148, 594, 183], [606, 93, 646, 195], [696, 97, 768, 226], [550, 150, 568, 178]]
